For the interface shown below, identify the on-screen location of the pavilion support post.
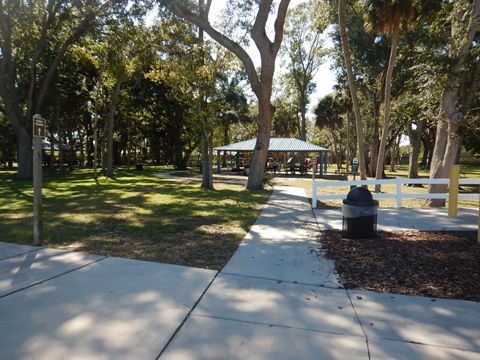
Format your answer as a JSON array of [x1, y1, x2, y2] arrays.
[[318, 153, 321, 175], [319, 151, 323, 176], [217, 150, 221, 174], [323, 151, 328, 174]]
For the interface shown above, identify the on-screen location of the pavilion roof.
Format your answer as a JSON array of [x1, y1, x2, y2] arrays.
[[214, 137, 327, 152]]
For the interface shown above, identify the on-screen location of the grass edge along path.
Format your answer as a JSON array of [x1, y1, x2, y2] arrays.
[[0, 167, 271, 270]]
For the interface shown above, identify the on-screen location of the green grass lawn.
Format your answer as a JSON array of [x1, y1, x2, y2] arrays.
[[0, 166, 271, 270], [161, 163, 479, 208]]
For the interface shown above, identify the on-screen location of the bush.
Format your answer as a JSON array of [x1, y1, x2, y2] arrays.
[[262, 172, 275, 188]]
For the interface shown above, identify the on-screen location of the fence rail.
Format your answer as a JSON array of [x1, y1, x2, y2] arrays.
[[312, 177, 480, 208]]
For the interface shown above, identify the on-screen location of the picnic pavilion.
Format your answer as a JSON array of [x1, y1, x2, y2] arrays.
[[214, 137, 328, 175]]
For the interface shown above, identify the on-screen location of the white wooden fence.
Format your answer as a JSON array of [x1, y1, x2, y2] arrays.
[[312, 177, 480, 208]]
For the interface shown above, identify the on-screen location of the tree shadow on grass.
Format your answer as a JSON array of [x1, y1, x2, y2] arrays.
[[0, 169, 271, 269]]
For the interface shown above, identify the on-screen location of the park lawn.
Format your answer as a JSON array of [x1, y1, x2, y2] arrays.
[[0, 167, 271, 270], [161, 163, 479, 208]]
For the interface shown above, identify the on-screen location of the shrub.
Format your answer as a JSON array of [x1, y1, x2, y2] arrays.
[[262, 172, 275, 188]]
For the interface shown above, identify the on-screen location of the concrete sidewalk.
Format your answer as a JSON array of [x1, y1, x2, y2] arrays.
[[0, 242, 216, 360], [2, 187, 479, 359], [161, 186, 480, 360], [314, 207, 478, 231]]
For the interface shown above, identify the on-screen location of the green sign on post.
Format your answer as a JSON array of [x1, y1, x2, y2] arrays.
[[351, 157, 359, 175]]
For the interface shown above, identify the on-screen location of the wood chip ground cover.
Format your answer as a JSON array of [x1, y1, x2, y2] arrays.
[[319, 230, 480, 301]]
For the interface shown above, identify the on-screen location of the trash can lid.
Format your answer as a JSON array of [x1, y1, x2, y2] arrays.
[[343, 186, 377, 206]]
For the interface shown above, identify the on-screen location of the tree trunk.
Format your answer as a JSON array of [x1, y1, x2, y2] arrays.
[[49, 133, 55, 167], [299, 102, 307, 141], [329, 134, 341, 172], [369, 95, 381, 177], [58, 144, 64, 172], [389, 146, 395, 172], [197, 2, 214, 190], [390, 135, 401, 172], [200, 125, 213, 190], [151, 133, 161, 164], [16, 129, 33, 179], [127, 125, 131, 170], [408, 120, 423, 178], [247, 94, 273, 190], [408, 139, 420, 178], [420, 136, 429, 168], [427, 0, 480, 206], [163, 0, 290, 190], [93, 91, 100, 178], [427, 92, 462, 206], [222, 124, 228, 167], [427, 116, 449, 206], [345, 110, 351, 172], [375, 20, 400, 191], [105, 80, 121, 178], [338, 0, 367, 180]]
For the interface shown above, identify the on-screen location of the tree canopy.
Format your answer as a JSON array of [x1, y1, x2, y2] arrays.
[[0, 0, 478, 200]]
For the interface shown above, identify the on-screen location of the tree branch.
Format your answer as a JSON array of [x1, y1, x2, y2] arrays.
[[165, 1, 261, 96], [27, 0, 56, 121], [35, 11, 97, 112], [0, 1, 23, 127], [272, 0, 290, 56], [251, 0, 273, 56], [0, 1, 13, 85], [204, 0, 212, 18]]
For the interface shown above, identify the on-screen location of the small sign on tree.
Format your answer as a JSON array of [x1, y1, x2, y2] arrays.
[[33, 115, 46, 138]]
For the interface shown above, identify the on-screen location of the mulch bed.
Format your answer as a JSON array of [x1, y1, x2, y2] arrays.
[[319, 230, 480, 302]]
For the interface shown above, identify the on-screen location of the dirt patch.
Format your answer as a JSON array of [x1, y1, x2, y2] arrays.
[[60, 232, 244, 271], [319, 230, 480, 301]]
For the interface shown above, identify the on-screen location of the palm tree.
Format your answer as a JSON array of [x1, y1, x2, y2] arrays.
[[338, 0, 367, 179], [364, 0, 413, 191]]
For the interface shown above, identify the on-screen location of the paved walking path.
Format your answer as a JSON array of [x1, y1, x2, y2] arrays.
[[314, 207, 478, 231], [2, 186, 479, 359], [161, 186, 480, 360], [0, 243, 216, 360]]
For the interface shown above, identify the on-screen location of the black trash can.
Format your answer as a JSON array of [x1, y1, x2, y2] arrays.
[[136, 163, 143, 171], [342, 187, 378, 239]]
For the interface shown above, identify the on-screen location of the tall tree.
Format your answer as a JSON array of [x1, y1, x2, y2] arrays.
[[217, 73, 251, 152], [282, 0, 327, 141], [272, 97, 298, 137], [428, 0, 480, 206], [0, 0, 122, 179], [364, 0, 413, 191], [338, 0, 367, 179], [330, 1, 389, 178], [314, 93, 348, 172], [160, 0, 291, 190]]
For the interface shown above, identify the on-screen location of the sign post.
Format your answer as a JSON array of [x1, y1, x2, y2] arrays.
[[33, 114, 46, 245], [350, 157, 359, 189], [351, 157, 359, 176]]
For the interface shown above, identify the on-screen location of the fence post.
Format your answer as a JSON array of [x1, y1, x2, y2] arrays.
[[448, 165, 460, 217], [312, 182, 317, 208], [395, 177, 402, 208]]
